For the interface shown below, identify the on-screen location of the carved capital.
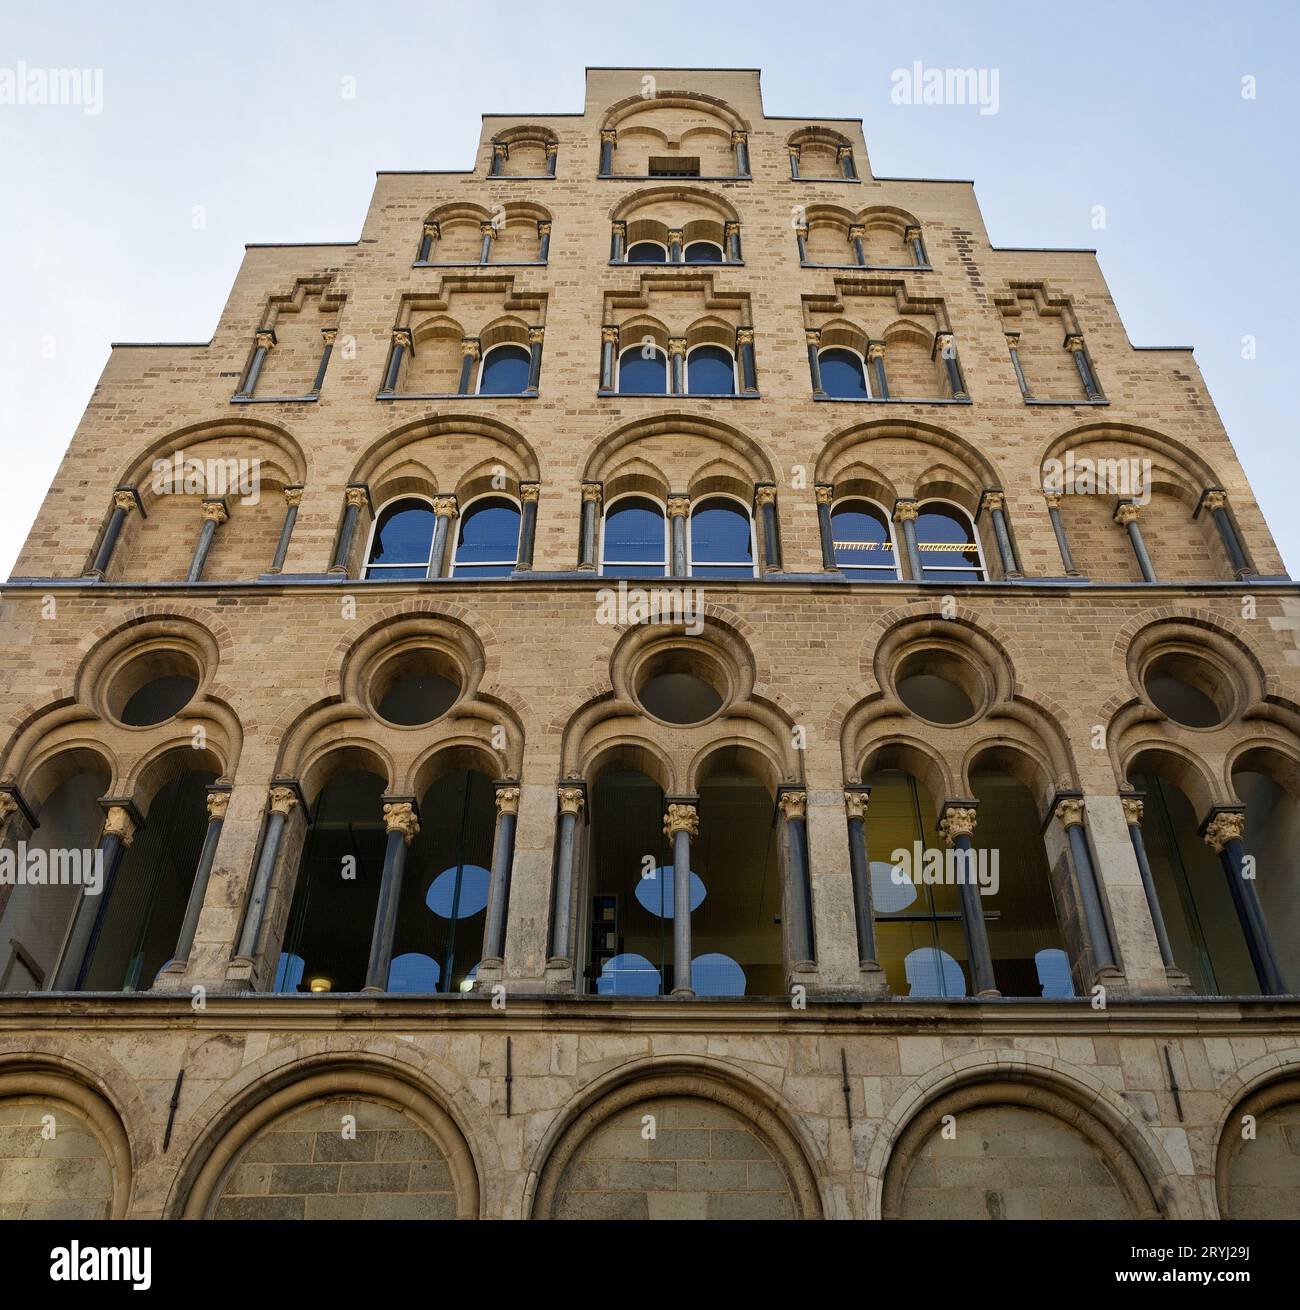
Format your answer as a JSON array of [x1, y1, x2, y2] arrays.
[[254, 328, 276, 351], [848, 224, 866, 241], [460, 337, 482, 360], [1004, 331, 1021, 348], [815, 484, 834, 506], [0, 793, 19, 825], [804, 327, 822, 346], [519, 482, 540, 505], [320, 326, 338, 346], [479, 220, 496, 238], [536, 221, 552, 237], [788, 144, 801, 159], [939, 806, 977, 846], [663, 802, 699, 840], [666, 228, 684, 245], [893, 500, 920, 523], [390, 327, 412, 349], [1202, 489, 1228, 513], [1114, 502, 1140, 526], [423, 220, 441, 239], [777, 790, 807, 822], [903, 225, 922, 243], [1120, 796, 1144, 826], [581, 482, 603, 506], [557, 786, 585, 818], [383, 801, 420, 843], [754, 484, 777, 508], [1054, 797, 1086, 830], [433, 495, 459, 519], [667, 337, 687, 358], [283, 485, 304, 508], [206, 790, 231, 823], [1204, 811, 1246, 854], [981, 491, 1006, 514], [844, 790, 870, 821], [1063, 333, 1086, 354], [1042, 491, 1062, 510], [731, 130, 748, 147], [601, 324, 620, 346], [103, 805, 137, 846], [492, 141, 509, 159], [735, 327, 755, 348], [495, 785, 521, 817], [200, 499, 229, 525], [866, 340, 885, 361], [111, 489, 139, 515], [344, 485, 369, 511], [666, 493, 691, 519], [600, 129, 618, 146], [611, 220, 627, 237], [724, 221, 741, 237], [528, 325, 545, 345], [268, 785, 299, 817]]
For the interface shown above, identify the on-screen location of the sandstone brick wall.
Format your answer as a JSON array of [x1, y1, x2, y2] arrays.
[[0, 1096, 113, 1220]]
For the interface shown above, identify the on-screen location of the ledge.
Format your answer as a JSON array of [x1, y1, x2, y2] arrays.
[[802, 261, 931, 272], [597, 390, 761, 400], [812, 394, 971, 405], [376, 390, 539, 400], [230, 393, 319, 405], [598, 174, 751, 182], [786, 176, 861, 184], [609, 260, 743, 268], [1023, 397, 1109, 406], [413, 260, 547, 269]]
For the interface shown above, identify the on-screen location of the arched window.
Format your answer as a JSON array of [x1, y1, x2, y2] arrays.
[[831, 499, 898, 577], [365, 498, 436, 580], [626, 241, 668, 264], [601, 495, 668, 578], [819, 347, 870, 399], [450, 496, 521, 579], [617, 345, 669, 394], [915, 503, 985, 582], [684, 240, 723, 264], [685, 345, 736, 396], [477, 344, 531, 395], [689, 496, 755, 579]]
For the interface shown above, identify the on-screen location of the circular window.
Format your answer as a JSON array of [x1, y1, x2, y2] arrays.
[[635, 648, 728, 725], [894, 649, 983, 725], [371, 648, 462, 726], [107, 651, 200, 726], [1143, 652, 1229, 728]]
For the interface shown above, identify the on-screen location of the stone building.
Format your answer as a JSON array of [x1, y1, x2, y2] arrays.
[[0, 67, 1298, 1221]]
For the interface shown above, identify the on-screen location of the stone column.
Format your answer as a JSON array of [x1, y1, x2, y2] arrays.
[[867, 340, 889, 398], [364, 800, 420, 992], [725, 221, 742, 262], [269, 485, 304, 574], [667, 227, 684, 263], [815, 484, 837, 570], [979, 490, 1020, 578], [240, 327, 276, 397], [1115, 501, 1157, 582], [788, 144, 801, 178], [478, 220, 495, 265], [311, 326, 337, 394], [1204, 810, 1286, 995], [668, 337, 687, 394], [794, 222, 810, 263], [578, 482, 602, 570], [536, 220, 552, 262], [526, 325, 545, 393], [186, 498, 229, 583], [382, 327, 412, 393], [428, 495, 459, 579], [481, 784, 521, 965], [171, 786, 231, 967], [489, 141, 507, 176], [1064, 333, 1102, 399], [663, 801, 700, 996], [755, 484, 781, 572], [1054, 797, 1118, 975], [235, 784, 300, 962], [90, 488, 141, 577], [548, 785, 586, 964], [545, 142, 558, 176], [0, 790, 33, 925], [935, 332, 968, 399], [54, 802, 139, 992], [736, 327, 758, 394], [417, 219, 440, 262], [732, 129, 750, 175], [1121, 795, 1178, 972], [805, 329, 824, 394], [1006, 331, 1031, 398], [609, 220, 626, 262], [844, 788, 879, 969], [904, 224, 927, 266], [457, 336, 481, 394], [667, 494, 690, 577], [600, 325, 619, 391], [599, 128, 617, 175], [1198, 489, 1254, 578], [893, 500, 923, 580], [516, 483, 539, 571], [1043, 492, 1080, 576], [849, 223, 868, 266], [837, 144, 857, 180], [778, 790, 816, 968], [330, 484, 370, 574], [938, 805, 998, 997]]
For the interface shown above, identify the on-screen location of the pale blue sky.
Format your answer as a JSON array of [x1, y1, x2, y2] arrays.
[[1, 0, 1297, 575]]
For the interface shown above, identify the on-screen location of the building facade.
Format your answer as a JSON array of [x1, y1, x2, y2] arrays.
[[1, 67, 1298, 1221]]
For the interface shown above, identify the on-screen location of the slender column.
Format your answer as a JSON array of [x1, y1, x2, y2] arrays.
[[171, 787, 231, 966], [578, 482, 602, 570], [54, 804, 137, 991], [934, 332, 968, 399], [1055, 797, 1117, 973], [903, 224, 927, 266], [788, 144, 801, 178], [894, 500, 922, 580], [548, 786, 586, 963], [186, 498, 229, 583], [867, 340, 889, 398], [668, 337, 687, 395], [536, 220, 552, 262], [269, 485, 304, 574], [732, 130, 750, 176], [1121, 796, 1177, 971], [90, 488, 140, 577], [478, 221, 495, 265], [599, 129, 617, 175], [240, 328, 276, 397], [667, 228, 684, 263], [1199, 489, 1253, 578], [725, 221, 742, 262], [364, 800, 420, 992], [736, 327, 758, 393], [1006, 331, 1031, 398], [1064, 333, 1102, 399], [516, 483, 539, 570], [600, 324, 619, 391], [755, 484, 781, 572], [235, 785, 299, 961], [609, 220, 626, 262], [489, 141, 507, 176], [457, 336, 481, 394], [779, 790, 815, 966], [667, 494, 690, 576], [481, 785, 521, 963], [1115, 502, 1157, 582], [1043, 492, 1080, 575], [844, 788, 878, 967], [1204, 811, 1286, 995], [794, 222, 810, 263], [664, 802, 700, 995], [980, 490, 1019, 578], [331, 485, 370, 574], [545, 142, 558, 177], [849, 223, 868, 266], [806, 328, 825, 394], [428, 495, 459, 579], [837, 144, 858, 180], [382, 327, 412, 393], [938, 806, 998, 997], [815, 484, 837, 570], [526, 325, 544, 393], [417, 219, 440, 262]]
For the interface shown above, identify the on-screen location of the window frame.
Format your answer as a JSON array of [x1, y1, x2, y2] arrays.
[[683, 239, 725, 264], [830, 496, 900, 579], [685, 343, 738, 396], [598, 492, 670, 578], [818, 345, 873, 400], [363, 494, 438, 580], [914, 498, 988, 583], [687, 492, 758, 579], [448, 492, 523, 579], [625, 239, 670, 265], [475, 342, 532, 396], [615, 343, 670, 395]]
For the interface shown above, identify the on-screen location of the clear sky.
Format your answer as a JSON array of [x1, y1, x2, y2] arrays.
[[1, 0, 1297, 577]]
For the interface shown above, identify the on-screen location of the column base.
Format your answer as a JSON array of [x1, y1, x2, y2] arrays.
[[974, 987, 1002, 999], [670, 986, 695, 998]]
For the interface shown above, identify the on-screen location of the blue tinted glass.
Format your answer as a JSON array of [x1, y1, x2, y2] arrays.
[[687, 346, 735, 395], [603, 498, 665, 564], [691, 500, 752, 565], [626, 242, 667, 263], [596, 953, 661, 996], [634, 866, 707, 918], [691, 564, 754, 580], [691, 952, 746, 997], [425, 864, 491, 918], [602, 563, 669, 579], [366, 565, 429, 581], [478, 345, 530, 395], [618, 349, 667, 393], [369, 501, 434, 565], [831, 504, 894, 569], [388, 952, 440, 993], [820, 348, 869, 399], [917, 507, 980, 573], [453, 564, 514, 579], [684, 241, 722, 264], [455, 500, 520, 565]]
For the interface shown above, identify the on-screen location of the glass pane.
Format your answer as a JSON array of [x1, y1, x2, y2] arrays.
[[479, 345, 530, 395], [917, 506, 982, 576], [831, 503, 895, 573], [687, 346, 735, 395], [820, 349, 868, 399], [1236, 770, 1300, 991], [365, 565, 428, 581], [602, 563, 670, 579], [603, 498, 666, 566], [690, 499, 752, 566], [626, 242, 667, 263], [369, 501, 435, 566], [684, 241, 722, 263], [618, 350, 668, 394], [454, 499, 519, 567]]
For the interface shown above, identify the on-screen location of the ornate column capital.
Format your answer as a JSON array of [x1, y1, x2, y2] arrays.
[[391, 326, 413, 349], [1042, 490, 1062, 510], [815, 483, 834, 506], [663, 802, 699, 839], [866, 340, 885, 361], [558, 785, 586, 818], [1004, 330, 1021, 347], [111, 488, 139, 515], [283, 485, 304, 508], [581, 481, 603, 507], [1114, 501, 1141, 526], [423, 219, 441, 239], [494, 785, 521, 817], [794, 222, 810, 238], [601, 324, 620, 346], [433, 495, 459, 519], [893, 499, 920, 523], [492, 141, 509, 159], [666, 227, 684, 244], [320, 326, 338, 346], [777, 789, 807, 822], [0, 793, 18, 825], [724, 220, 741, 238], [836, 144, 854, 161], [1120, 796, 1144, 826], [903, 225, 923, 243], [254, 327, 277, 351], [479, 220, 496, 238], [844, 788, 871, 821], [981, 490, 1006, 514], [804, 327, 822, 346], [519, 482, 540, 505], [528, 325, 545, 345], [938, 806, 977, 846], [383, 800, 421, 844], [934, 330, 956, 354], [667, 336, 687, 358], [735, 326, 755, 348], [460, 336, 482, 359], [1202, 489, 1229, 513], [1063, 333, 1086, 353], [788, 144, 801, 160], [536, 220, 552, 238], [103, 805, 137, 847], [731, 130, 748, 147], [610, 220, 627, 236], [666, 493, 691, 519], [1054, 797, 1086, 830], [1204, 810, 1246, 853], [848, 223, 866, 241], [206, 789, 232, 823], [754, 484, 777, 508], [200, 499, 229, 525], [344, 485, 370, 511], [268, 785, 300, 817]]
